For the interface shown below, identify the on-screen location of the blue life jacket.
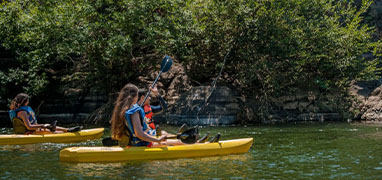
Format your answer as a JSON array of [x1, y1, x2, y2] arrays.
[[9, 106, 37, 125], [9, 110, 16, 122], [125, 104, 150, 146]]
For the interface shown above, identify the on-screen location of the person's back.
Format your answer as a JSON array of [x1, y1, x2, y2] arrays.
[[125, 103, 151, 146]]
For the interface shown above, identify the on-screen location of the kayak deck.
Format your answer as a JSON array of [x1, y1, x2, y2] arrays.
[[60, 137, 253, 163], [0, 128, 104, 145]]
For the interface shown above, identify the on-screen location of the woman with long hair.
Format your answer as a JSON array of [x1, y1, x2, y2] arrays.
[[111, 83, 167, 147]]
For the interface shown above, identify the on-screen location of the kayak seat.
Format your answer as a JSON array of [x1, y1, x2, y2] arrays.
[[67, 125, 82, 132], [112, 127, 132, 147], [12, 117, 27, 134], [209, 133, 221, 143], [118, 133, 131, 147], [198, 133, 210, 143]]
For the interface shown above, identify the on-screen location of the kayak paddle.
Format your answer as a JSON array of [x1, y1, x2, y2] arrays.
[[156, 125, 200, 144], [102, 126, 199, 146], [168, 127, 199, 144], [139, 55, 172, 107]]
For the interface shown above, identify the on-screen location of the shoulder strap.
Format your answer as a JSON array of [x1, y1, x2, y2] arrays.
[[15, 106, 30, 114], [9, 106, 29, 122]]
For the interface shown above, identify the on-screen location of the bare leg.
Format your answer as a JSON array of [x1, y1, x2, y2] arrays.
[[165, 139, 184, 145], [55, 126, 68, 132], [160, 130, 175, 136], [152, 139, 184, 147]]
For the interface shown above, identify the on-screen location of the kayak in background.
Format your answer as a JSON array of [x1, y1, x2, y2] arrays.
[[60, 137, 253, 163], [0, 128, 104, 145]]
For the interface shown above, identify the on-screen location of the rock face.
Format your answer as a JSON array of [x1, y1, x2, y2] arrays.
[[37, 92, 107, 125], [243, 89, 344, 124], [254, 79, 382, 123], [161, 86, 240, 125], [138, 59, 192, 106], [349, 80, 382, 122], [2, 79, 382, 126]]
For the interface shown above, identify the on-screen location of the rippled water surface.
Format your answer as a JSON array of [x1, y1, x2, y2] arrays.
[[1, 123, 382, 179]]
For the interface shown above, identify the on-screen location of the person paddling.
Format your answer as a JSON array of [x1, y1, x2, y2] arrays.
[[138, 85, 169, 136], [111, 83, 186, 147], [9, 93, 82, 134]]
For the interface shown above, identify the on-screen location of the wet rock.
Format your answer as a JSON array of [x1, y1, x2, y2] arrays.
[[162, 86, 240, 125]]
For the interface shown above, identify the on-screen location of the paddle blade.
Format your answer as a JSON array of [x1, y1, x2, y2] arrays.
[[102, 137, 118, 147], [160, 55, 173, 72], [177, 127, 199, 144]]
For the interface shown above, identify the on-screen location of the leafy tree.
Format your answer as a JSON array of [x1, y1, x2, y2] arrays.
[[0, 0, 380, 121], [0, 0, 171, 99], [162, 0, 381, 105]]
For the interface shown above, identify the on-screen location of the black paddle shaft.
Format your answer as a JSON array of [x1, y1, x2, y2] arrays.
[[140, 56, 172, 107]]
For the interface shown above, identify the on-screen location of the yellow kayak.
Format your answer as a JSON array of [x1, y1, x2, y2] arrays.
[[60, 137, 253, 163], [0, 128, 104, 145]]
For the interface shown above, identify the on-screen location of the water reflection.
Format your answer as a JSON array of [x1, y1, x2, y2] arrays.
[[0, 140, 102, 152], [62, 162, 143, 179], [61, 154, 253, 179], [359, 131, 382, 139]]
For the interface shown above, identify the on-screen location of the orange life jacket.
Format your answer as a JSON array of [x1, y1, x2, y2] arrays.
[[144, 104, 155, 129]]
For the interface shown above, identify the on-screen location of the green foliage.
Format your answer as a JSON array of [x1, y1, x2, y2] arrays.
[[0, 0, 170, 97], [0, 0, 380, 110], [162, 0, 381, 97]]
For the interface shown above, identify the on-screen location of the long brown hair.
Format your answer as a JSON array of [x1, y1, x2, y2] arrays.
[[10, 93, 29, 110], [111, 84, 138, 139]]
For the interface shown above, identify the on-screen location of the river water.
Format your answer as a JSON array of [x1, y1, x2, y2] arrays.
[[0, 123, 382, 179]]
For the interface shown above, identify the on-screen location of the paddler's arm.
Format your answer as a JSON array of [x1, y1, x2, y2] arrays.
[[131, 112, 166, 143], [150, 86, 167, 115], [17, 111, 49, 131]]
